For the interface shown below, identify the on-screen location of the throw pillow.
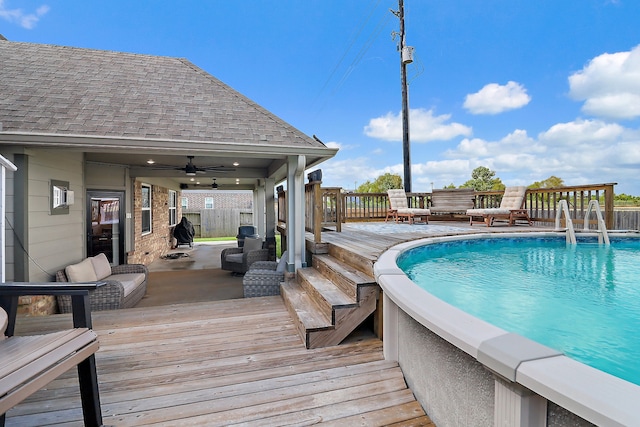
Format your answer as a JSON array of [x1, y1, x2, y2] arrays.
[[91, 253, 112, 280], [276, 251, 288, 273], [65, 258, 98, 282], [243, 236, 263, 253]]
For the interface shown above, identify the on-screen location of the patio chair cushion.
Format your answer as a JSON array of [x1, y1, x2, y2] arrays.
[[1, 307, 6, 339], [65, 258, 98, 282], [276, 254, 287, 273], [243, 236, 263, 253], [90, 253, 112, 280]]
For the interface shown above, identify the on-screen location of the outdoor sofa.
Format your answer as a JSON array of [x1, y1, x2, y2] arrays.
[[56, 253, 148, 313]]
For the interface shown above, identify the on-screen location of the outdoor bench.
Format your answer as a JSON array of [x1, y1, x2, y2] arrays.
[[429, 188, 475, 218], [0, 282, 104, 427]]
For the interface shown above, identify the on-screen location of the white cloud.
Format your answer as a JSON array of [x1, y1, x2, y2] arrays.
[[325, 141, 342, 150], [364, 108, 472, 142], [569, 44, 640, 119], [539, 119, 624, 146], [433, 118, 639, 192], [0, 0, 49, 29], [463, 81, 531, 115]]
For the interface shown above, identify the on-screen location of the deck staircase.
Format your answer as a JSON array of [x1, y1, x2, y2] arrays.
[[281, 244, 380, 349]]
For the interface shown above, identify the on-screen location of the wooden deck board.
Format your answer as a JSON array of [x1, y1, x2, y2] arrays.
[[8, 296, 431, 426]]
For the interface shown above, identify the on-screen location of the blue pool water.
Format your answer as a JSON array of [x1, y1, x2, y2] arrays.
[[397, 237, 640, 386]]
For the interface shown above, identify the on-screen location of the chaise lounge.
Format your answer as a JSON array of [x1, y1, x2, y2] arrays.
[[386, 189, 430, 224], [466, 186, 533, 227]]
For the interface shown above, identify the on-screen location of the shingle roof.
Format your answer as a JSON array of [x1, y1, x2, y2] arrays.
[[0, 40, 323, 149]]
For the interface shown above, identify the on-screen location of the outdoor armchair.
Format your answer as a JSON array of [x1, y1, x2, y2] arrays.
[[221, 236, 269, 275], [242, 251, 288, 297]]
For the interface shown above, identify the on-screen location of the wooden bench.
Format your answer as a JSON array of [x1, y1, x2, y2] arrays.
[[0, 282, 104, 427], [429, 188, 475, 218]]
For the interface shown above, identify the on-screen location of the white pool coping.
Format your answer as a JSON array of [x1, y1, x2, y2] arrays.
[[375, 232, 640, 426]]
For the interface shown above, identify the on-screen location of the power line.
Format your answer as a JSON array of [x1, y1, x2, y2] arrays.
[[313, 0, 387, 111]]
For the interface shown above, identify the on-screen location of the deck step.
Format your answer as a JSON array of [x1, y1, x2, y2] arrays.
[[281, 248, 381, 349], [281, 281, 333, 347], [297, 267, 356, 319], [312, 254, 376, 300], [327, 243, 376, 277]]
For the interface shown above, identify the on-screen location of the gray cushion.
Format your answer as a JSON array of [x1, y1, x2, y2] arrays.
[[276, 251, 288, 273], [109, 273, 146, 297], [225, 253, 244, 264], [243, 236, 263, 253]]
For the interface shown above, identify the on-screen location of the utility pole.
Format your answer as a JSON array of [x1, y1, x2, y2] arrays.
[[393, 0, 413, 192]]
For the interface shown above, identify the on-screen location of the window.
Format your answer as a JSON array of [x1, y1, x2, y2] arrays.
[[141, 184, 152, 234], [204, 197, 214, 209], [181, 197, 188, 209], [168, 190, 177, 226]]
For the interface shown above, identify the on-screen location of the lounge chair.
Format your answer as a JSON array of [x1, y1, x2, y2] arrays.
[[466, 186, 533, 227], [386, 189, 430, 224]]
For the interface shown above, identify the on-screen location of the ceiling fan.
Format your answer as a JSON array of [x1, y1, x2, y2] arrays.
[[150, 156, 235, 176]]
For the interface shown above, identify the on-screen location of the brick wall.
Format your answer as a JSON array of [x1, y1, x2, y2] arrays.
[[181, 190, 252, 210], [128, 182, 181, 264]]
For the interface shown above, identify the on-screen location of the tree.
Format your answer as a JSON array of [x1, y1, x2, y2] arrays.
[[529, 176, 564, 189], [356, 173, 403, 193], [460, 166, 504, 191]]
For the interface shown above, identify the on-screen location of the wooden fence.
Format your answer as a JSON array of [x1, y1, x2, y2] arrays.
[[182, 209, 253, 238]]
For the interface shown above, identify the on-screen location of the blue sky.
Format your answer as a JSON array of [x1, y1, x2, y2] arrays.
[[2, 0, 640, 194]]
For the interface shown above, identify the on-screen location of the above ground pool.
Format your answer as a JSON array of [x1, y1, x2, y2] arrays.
[[397, 236, 640, 387]]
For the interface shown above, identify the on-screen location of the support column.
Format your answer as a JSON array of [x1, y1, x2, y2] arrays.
[[264, 178, 276, 259], [286, 155, 306, 271], [254, 180, 266, 239], [0, 155, 17, 283]]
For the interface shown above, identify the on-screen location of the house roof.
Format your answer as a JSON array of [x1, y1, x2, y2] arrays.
[[0, 40, 336, 186]]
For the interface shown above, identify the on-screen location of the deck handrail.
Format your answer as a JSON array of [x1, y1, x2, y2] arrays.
[[277, 182, 619, 241]]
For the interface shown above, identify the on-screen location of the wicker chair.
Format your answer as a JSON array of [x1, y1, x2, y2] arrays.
[[221, 236, 269, 275], [243, 251, 287, 298]]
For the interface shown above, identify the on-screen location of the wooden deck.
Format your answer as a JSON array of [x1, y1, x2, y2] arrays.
[[8, 296, 433, 426]]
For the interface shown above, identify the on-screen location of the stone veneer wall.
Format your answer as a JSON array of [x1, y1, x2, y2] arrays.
[[128, 182, 180, 265]]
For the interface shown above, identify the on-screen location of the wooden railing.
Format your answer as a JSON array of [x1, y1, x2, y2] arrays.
[[278, 183, 618, 243]]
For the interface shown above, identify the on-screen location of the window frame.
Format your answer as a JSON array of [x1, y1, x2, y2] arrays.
[[204, 197, 214, 210], [141, 184, 152, 235], [168, 190, 177, 226], [181, 197, 188, 210]]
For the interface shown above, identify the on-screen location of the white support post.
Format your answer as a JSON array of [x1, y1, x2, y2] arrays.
[[0, 155, 18, 283], [383, 292, 399, 362], [264, 177, 276, 246], [254, 180, 266, 239], [494, 379, 547, 427], [286, 155, 306, 271]]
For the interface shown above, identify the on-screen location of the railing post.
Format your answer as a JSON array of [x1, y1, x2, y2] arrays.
[[313, 182, 322, 243], [604, 183, 615, 230]]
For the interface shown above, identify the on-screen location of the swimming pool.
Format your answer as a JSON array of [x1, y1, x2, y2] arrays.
[[397, 236, 640, 387], [374, 232, 640, 426]]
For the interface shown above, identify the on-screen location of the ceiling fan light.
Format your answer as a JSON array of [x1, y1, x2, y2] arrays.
[[212, 179, 218, 189]]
